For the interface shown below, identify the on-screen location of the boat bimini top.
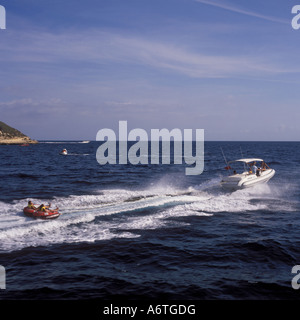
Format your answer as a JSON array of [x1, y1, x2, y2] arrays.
[[228, 158, 264, 164]]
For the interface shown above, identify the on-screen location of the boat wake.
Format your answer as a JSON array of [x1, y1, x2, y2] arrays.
[[40, 141, 90, 144], [0, 181, 295, 252], [63, 153, 90, 156]]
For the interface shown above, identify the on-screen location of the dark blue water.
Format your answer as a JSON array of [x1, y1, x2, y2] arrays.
[[0, 141, 300, 300]]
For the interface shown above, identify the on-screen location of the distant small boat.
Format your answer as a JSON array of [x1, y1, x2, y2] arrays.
[[60, 149, 67, 155], [80, 140, 90, 143], [20, 143, 29, 146], [221, 158, 275, 190]]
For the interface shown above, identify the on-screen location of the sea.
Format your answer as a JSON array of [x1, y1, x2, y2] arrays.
[[0, 141, 300, 302]]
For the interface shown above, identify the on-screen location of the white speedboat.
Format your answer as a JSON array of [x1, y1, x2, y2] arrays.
[[60, 149, 68, 155], [221, 158, 275, 190]]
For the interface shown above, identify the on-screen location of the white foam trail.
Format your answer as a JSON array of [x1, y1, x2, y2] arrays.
[[0, 188, 200, 251], [0, 182, 295, 252], [40, 141, 90, 144], [66, 153, 90, 156]]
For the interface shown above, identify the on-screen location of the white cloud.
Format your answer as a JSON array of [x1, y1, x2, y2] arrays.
[[195, 0, 289, 24], [0, 97, 67, 115], [0, 28, 291, 80]]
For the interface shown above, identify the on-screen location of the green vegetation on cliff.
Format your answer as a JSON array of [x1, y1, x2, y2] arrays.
[[0, 121, 38, 144], [0, 121, 27, 138]]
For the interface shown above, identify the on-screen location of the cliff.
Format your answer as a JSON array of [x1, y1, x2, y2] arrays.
[[0, 121, 38, 145]]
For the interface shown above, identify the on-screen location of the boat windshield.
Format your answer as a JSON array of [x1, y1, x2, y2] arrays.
[[226, 160, 270, 175]]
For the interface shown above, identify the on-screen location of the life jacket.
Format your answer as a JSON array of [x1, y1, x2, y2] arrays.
[[39, 206, 46, 212], [27, 204, 35, 209]]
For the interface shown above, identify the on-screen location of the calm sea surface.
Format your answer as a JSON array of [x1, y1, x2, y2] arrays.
[[0, 141, 299, 300]]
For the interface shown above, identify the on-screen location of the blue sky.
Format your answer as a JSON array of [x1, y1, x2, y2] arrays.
[[0, 0, 299, 140]]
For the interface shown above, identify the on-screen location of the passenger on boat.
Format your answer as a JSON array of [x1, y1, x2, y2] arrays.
[[27, 201, 36, 210], [37, 204, 50, 212], [251, 162, 258, 175], [260, 161, 268, 171]]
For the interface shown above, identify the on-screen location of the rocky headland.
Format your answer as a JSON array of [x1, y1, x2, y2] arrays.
[[0, 121, 38, 145]]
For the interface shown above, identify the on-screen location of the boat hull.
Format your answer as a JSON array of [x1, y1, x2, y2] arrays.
[[23, 207, 61, 220], [221, 169, 275, 190]]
